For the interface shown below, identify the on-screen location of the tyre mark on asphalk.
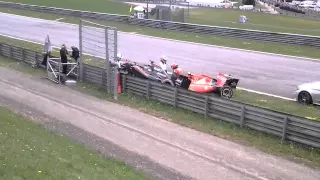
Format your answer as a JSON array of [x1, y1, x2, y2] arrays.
[[0, 78, 267, 180]]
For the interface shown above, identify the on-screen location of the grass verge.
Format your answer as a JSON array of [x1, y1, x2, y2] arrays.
[[1, 35, 319, 120], [3, 0, 320, 36], [0, 56, 319, 169], [0, 106, 147, 179], [0, 7, 320, 59]]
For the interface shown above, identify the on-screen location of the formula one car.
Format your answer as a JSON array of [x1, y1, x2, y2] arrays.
[[118, 60, 171, 82], [117, 60, 239, 98], [177, 72, 239, 98]]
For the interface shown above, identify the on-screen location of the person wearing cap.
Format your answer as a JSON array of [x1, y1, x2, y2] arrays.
[[41, 34, 52, 67], [116, 53, 123, 68], [170, 63, 183, 83], [60, 44, 69, 75], [159, 55, 167, 72]]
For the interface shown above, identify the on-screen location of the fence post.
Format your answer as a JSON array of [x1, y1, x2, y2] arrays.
[[204, 96, 209, 117], [122, 75, 126, 93], [240, 105, 245, 128], [173, 88, 178, 107], [105, 26, 110, 93], [146, 81, 151, 99], [32, 52, 37, 67], [113, 67, 118, 100], [281, 116, 289, 142], [20, 48, 24, 63], [79, 19, 84, 82], [9, 45, 12, 58], [113, 28, 118, 93], [101, 67, 106, 88]]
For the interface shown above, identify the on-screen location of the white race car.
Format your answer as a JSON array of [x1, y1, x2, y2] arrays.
[[294, 81, 320, 105]]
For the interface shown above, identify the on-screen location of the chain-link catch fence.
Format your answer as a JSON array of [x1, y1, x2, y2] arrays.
[[78, 19, 118, 98]]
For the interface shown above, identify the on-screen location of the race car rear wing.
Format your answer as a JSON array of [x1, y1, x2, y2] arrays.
[[216, 73, 239, 88]]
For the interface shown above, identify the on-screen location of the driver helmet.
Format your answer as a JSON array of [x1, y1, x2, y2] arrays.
[[160, 55, 167, 64], [117, 53, 123, 61], [171, 63, 178, 69]]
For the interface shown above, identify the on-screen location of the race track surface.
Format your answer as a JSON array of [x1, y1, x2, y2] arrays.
[[0, 12, 319, 98], [0, 66, 319, 180]]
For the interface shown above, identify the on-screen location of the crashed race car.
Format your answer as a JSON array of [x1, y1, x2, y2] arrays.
[[116, 59, 239, 98], [177, 72, 239, 98], [118, 60, 171, 82]]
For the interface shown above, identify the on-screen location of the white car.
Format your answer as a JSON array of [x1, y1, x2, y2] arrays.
[[294, 81, 320, 105]]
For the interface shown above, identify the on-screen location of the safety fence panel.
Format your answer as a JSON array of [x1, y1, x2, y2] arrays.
[[79, 20, 118, 93]]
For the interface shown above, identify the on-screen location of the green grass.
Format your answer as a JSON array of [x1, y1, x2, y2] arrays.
[[1, 35, 319, 120], [3, 0, 131, 15], [0, 106, 148, 180], [188, 8, 320, 36], [0, 55, 319, 169], [3, 0, 320, 35], [234, 89, 320, 121], [0, 7, 320, 60]]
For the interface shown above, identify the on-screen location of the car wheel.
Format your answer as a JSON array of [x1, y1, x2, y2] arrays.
[[161, 79, 174, 86], [298, 91, 313, 105], [220, 86, 233, 99]]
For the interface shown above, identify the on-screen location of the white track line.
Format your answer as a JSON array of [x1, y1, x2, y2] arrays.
[[54, 17, 64, 21], [237, 88, 294, 101], [0, 33, 296, 101]]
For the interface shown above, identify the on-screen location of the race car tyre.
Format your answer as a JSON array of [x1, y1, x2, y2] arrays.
[[161, 79, 174, 86], [119, 70, 128, 75], [220, 86, 233, 99], [298, 91, 313, 105]]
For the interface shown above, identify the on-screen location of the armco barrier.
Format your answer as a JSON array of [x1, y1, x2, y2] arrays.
[[0, 42, 319, 148], [1, 1, 320, 47]]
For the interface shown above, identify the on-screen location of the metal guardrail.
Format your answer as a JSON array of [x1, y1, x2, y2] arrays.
[[0, 42, 319, 148], [1, 1, 320, 47]]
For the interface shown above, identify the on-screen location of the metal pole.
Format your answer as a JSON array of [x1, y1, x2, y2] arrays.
[[188, 2, 190, 20], [58, 62, 61, 84], [169, 0, 172, 20], [105, 27, 110, 93], [114, 68, 118, 100], [147, 0, 149, 19], [79, 19, 83, 82], [113, 28, 118, 99]]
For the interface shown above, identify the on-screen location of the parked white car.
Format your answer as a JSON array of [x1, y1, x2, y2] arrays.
[[294, 81, 320, 105]]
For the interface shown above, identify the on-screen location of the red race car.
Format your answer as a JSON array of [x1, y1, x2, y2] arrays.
[[184, 72, 239, 98], [116, 59, 239, 98], [166, 70, 239, 98]]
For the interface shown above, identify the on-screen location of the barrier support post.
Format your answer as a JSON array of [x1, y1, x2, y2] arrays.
[[113, 67, 118, 100], [282, 116, 289, 142], [240, 105, 245, 128], [78, 19, 84, 82]]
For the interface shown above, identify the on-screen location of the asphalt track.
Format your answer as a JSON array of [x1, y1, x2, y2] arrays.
[[0, 12, 319, 98], [1, 66, 320, 180]]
